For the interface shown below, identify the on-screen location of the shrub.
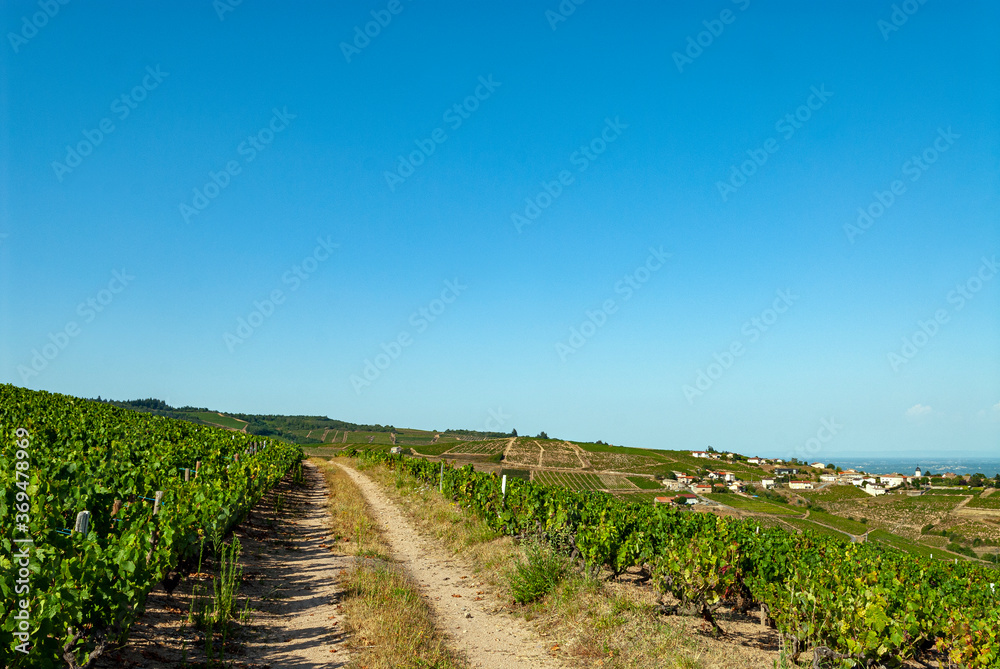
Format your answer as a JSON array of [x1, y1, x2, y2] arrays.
[[506, 541, 570, 604]]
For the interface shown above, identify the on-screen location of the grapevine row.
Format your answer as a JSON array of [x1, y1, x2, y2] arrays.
[[0, 385, 302, 667], [351, 448, 1000, 668]]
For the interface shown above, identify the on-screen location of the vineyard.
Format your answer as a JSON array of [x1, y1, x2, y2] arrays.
[[350, 448, 1000, 668], [444, 439, 509, 455], [0, 385, 302, 668]]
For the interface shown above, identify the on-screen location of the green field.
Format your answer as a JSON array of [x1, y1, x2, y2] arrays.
[[965, 495, 1000, 509], [783, 517, 851, 540], [535, 470, 605, 491], [615, 491, 674, 503], [410, 442, 458, 456], [703, 494, 804, 516], [447, 439, 508, 455], [923, 488, 982, 496], [344, 431, 394, 445], [627, 476, 663, 490], [869, 529, 942, 560], [186, 411, 247, 430], [796, 484, 871, 503], [806, 509, 869, 535]]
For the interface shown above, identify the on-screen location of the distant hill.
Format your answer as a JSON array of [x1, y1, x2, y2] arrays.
[[89, 397, 510, 445]]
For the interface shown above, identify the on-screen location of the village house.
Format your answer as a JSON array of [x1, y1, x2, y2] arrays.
[[880, 474, 906, 488], [863, 486, 887, 497], [774, 467, 799, 476], [673, 494, 698, 505], [691, 451, 710, 459], [810, 462, 826, 469], [747, 457, 766, 464], [789, 480, 814, 490], [761, 478, 776, 489], [692, 483, 713, 494], [820, 474, 839, 482]]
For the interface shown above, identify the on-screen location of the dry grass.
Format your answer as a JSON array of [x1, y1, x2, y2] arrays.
[[312, 458, 466, 669], [350, 458, 782, 669]]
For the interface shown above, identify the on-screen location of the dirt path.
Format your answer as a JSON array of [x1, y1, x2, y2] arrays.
[[93, 462, 351, 669], [535, 440, 545, 468], [237, 461, 352, 668], [333, 462, 563, 669], [502, 437, 515, 461], [955, 495, 975, 510], [565, 441, 591, 469]]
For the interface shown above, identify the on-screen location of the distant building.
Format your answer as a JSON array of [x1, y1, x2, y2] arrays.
[[810, 462, 826, 469], [389, 446, 402, 455], [880, 474, 905, 488], [761, 478, 776, 489], [863, 486, 887, 497], [747, 457, 765, 464], [820, 474, 839, 482], [692, 484, 713, 494], [914, 466, 922, 478], [691, 451, 710, 459], [789, 481, 814, 490], [774, 467, 799, 476]]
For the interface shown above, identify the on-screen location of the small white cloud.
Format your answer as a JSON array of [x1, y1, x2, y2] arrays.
[[993, 401, 1000, 413], [906, 404, 933, 418]]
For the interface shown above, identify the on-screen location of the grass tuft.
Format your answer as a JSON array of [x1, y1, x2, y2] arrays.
[[505, 540, 570, 603]]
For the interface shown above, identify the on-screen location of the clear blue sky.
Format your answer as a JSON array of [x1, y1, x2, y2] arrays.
[[2, 1, 997, 459]]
